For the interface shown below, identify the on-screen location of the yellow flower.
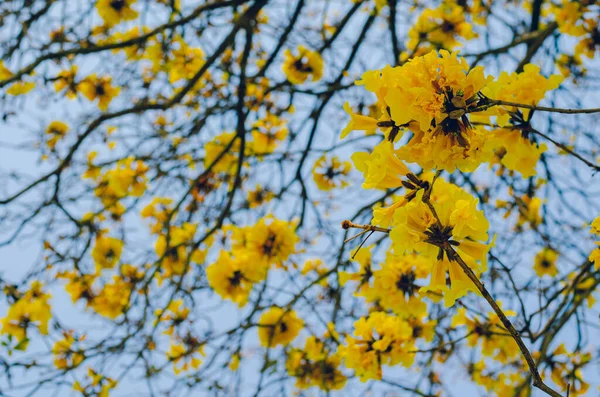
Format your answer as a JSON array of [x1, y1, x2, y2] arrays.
[[491, 129, 547, 178], [91, 235, 123, 270], [286, 336, 346, 391], [167, 39, 205, 84], [340, 102, 381, 139], [74, 368, 117, 397], [452, 306, 519, 363], [204, 131, 246, 173], [482, 64, 563, 126], [258, 307, 303, 347], [1, 282, 52, 347], [78, 74, 120, 111], [407, 2, 476, 51], [155, 223, 205, 278], [282, 45, 324, 84], [45, 121, 69, 149], [53, 332, 85, 369], [533, 248, 559, 277], [167, 339, 205, 374], [251, 112, 288, 155], [339, 245, 375, 297], [337, 312, 415, 381], [54, 65, 79, 99], [59, 270, 96, 303], [96, 0, 138, 27], [312, 155, 352, 191], [351, 141, 410, 190], [517, 195, 543, 229], [90, 276, 131, 319], [370, 253, 429, 318], [389, 178, 491, 306], [233, 217, 300, 268], [246, 184, 275, 208], [206, 251, 264, 307]]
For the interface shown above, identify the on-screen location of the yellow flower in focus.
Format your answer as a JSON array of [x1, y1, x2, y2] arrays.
[[282, 45, 324, 84], [312, 155, 352, 191], [533, 248, 559, 277], [96, 0, 138, 27], [91, 235, 123, 270], [341, 102, 383, 139], [258, 307, 303, 347], [352, 141, 410, 190], [482, 64, 563, 126], [390, 179, 491, 306]]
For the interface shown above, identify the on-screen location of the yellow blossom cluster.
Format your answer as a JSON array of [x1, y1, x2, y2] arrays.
[[258, 307, 303, 347], [452, 306, 519, 363], [0, 282, 51, 349], [282, 45, 324, 85], [206, 217, 299, 306], [286, 334, 346, 391], [312, 155, 352, 191], [406, 1, 477, 54], [343, 50, 563, 176], [390, 178, 492, 306], [337, 312, 415, 381]]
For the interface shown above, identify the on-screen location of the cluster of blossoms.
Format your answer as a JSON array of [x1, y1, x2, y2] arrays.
[[335, 47, 575, 386], [207, 217, 300, 307], [286, 334, 347, 391], [548, 0, 600, 78], [0, 282, 51, 350]]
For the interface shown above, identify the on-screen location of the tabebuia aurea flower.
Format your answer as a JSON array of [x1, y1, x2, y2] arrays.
[[342, 50, 563, 176], [389, 178, 492, 306], [258, 307, 303, 347], [337, 312, 415, 381], [286, 332, 346, 391], [282, 45, 324, 85], [95, 0, 138, 27], [312, 155, 352, 191]]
